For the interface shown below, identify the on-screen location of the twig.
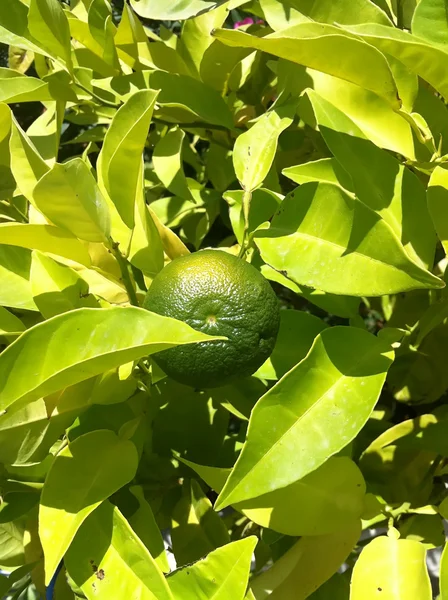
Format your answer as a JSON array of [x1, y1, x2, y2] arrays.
[[110, 241, 139, 306]]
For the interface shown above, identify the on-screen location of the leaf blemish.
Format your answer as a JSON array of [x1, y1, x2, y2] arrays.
[[96, 569, 105, 580]]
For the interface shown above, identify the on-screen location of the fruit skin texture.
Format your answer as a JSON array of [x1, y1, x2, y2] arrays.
[[143, 250, 280, 388]]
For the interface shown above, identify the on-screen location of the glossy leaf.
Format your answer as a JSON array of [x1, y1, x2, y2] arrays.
[[0, 68, 52, 103], [305, 90, 436, 268], [0, 306, 223, 412], [213, 24, 400, 107], [28, 0, 73, 71], [281, 0, 392, 26], [233, 104, 294, 192], [428, 165, 448, 255], [251, 520, 361, 600], [441, 542, 448, 600], [215, 326, 393, 509], [261, 265, 360, 319], [255, 309, 328, 380], [127, 183, 165, 278], [97, 89, 158, 229], [344, 23, 448, 101], [0, 223, 92, 266], [183, 455, 366, 536], [178, 4, 228, 78], [171, 479, 229, 566], [93, 70, 234, 128], [130, 0, 227, 20], [65, 500, 174, 600], [153, 128, 193, 200], [412, 0, 448, 47], [30, 251, 95, 318], [283, 158, 354, 191], [168, 537, 257, 600], [255, 182, 443, 296], [304, 64, 418, 160], [0, 245, 37, 311], [9, 113, 49, 203], [39, 430, 138, 584], [350, 532, 432, 599], [0, 380, 96, 465], [224, 188, 281, 246], [128, 486, 169, 573], [33, 158, 110, 243], [0, 306, 25, 336]]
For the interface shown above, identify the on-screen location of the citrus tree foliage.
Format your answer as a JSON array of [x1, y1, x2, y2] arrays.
[[1, 0, 448, 598]]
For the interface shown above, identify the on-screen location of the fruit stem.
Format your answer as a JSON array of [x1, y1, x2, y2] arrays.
[[110, 240, 140, 306]]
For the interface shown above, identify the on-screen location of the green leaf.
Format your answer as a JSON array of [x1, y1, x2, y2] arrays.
[[304, 89, 436, 268], [0, 563, 36, 598], [307, 572, 350, 600], [212, 24, 400, 108], [9, 112, 49, 203], [178, 4, 228, 78], [130, 0, 227, 20], [127, 185, 165, 278], [168, 537, 257, 600], [183, 455, 366, 536], [302, 63, 419, 160], [26, 100, 64, 163], [441, 542, 448, 600], [0, 521, 25, 568], [215, 326, 393, 509], [33, 158, 111, 243], [39, 430, 139, 584], [0, 306, 223, 412], [0, 306, 25, 336], [233, 104, 294, 192], [412, 0, 448, 47], [428, 166, 448, 255], [97, 89, 158, 229], [251, 520, 361, 600], [255, 182, 443, 297], [128, 486, 169, 573], [88, 0, 119, 70], [30, 251, 96, 318], [0, 245, 37, 311], [0, 68, 52, 103], [93, 70, 234, 129], [261, 265, 360, 319], [65, 500, 174, 600], [153, 128, 193, 200], [0, 223, 92, 266], [279, 0, 393, 26], [255, 309, 328, 381], [344, 23, 448, 101], [0, 0, 48, 56], [0, 380, 95, 465], [28, 0, 73, 71], [283, 158, 354, 191], [0, 103, 14, 200], [350, 532, 432, 599], [171, 479, 230, 567], [399, 513, 445, 549], [224, 188, 281, 246]]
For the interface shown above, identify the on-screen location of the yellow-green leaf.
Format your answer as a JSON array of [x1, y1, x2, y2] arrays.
[[33, 158, 111, 243], [350, 532, 432, 599], [213, 23, 400, 107], [215, 326, 393, 509], [39, 430, 138, 584]]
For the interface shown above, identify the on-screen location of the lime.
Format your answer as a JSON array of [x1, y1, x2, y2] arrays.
[[143, 250, 280, 388]]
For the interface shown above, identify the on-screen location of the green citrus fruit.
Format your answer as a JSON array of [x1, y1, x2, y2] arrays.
[[143, 249, 280, 388]]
